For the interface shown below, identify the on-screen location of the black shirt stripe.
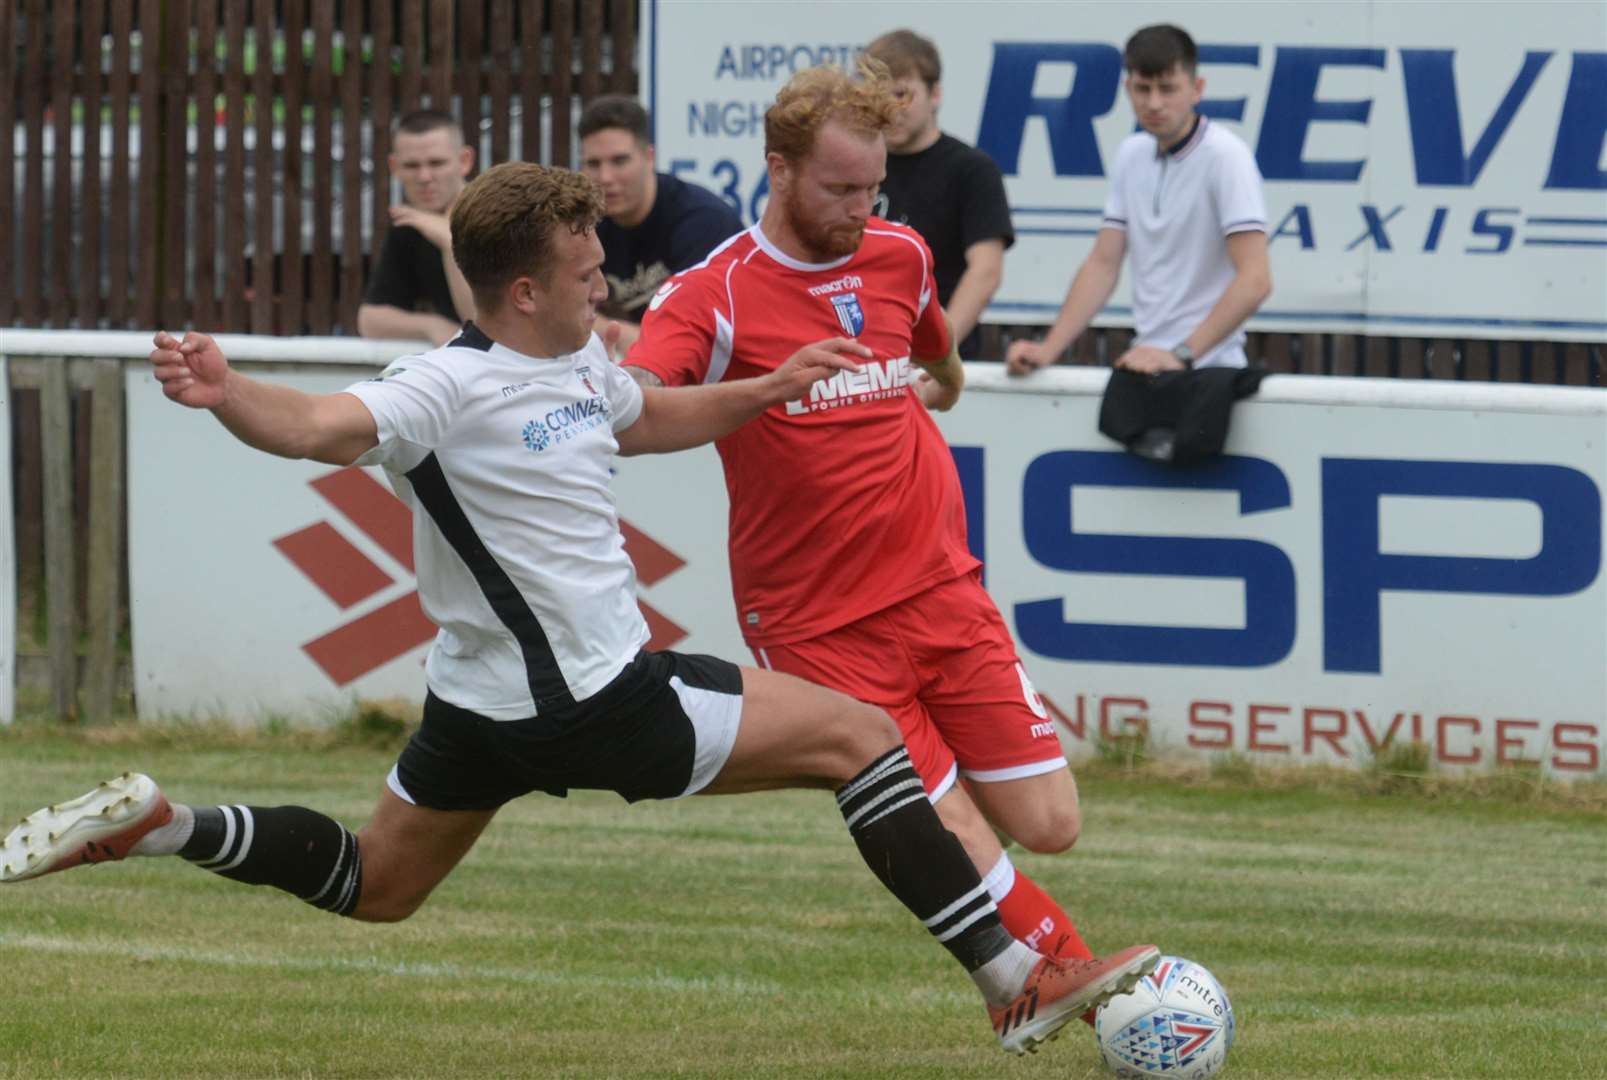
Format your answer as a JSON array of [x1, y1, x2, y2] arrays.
[[405, 451, 576, 711]]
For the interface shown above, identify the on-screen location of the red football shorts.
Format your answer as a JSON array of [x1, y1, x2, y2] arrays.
[[753, 570, 1067, 798]]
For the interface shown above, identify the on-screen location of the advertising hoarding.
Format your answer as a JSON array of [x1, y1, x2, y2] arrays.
[[643, 0, 1607, 340], [126, 362, 1605, 776]]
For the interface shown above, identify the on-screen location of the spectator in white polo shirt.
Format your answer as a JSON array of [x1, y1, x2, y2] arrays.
[[1006, 23, 1271, 376]]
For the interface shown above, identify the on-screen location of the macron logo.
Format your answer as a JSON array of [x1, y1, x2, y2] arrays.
[[647, 281, 682, 311], [806, 274, 864, 297]]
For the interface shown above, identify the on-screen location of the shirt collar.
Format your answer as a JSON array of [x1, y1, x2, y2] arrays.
[[1156, 114, 1207, 160]]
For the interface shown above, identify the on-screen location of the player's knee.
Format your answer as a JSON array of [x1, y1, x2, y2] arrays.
[[1012, 802, 1082, 854], [351, 880, 429, 923], [348, 830, 432, 922], [820, 700, 901, 783]]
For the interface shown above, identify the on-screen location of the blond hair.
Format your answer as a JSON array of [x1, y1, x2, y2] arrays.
[[763, 59, 903, 163], [450, 162, 604, 309]]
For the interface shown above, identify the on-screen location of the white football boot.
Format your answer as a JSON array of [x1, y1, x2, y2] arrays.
[[0, 772, 173, 883]]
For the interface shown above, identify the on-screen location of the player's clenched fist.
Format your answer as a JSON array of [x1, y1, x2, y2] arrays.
[[763, 337, 872, 402], [149, 330, 231, 410]]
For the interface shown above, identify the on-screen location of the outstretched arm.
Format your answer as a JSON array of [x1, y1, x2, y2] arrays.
[[615, 338, 871, 456], [149, 330, 379, 465]]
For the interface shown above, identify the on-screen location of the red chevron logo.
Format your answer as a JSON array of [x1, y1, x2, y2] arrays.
[[273, 467, 690, 686], [1146, 960, 1175, 992], [1174, 1021, 1217, 1058]]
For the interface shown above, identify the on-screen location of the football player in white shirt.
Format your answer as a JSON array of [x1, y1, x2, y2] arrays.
[[2, 162, 1156, 1055]]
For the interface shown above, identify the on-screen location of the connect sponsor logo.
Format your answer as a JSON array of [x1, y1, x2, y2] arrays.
[[806, 274, 863, 297], [784, 355, 913, 415], [272, 467, 693, 685], [523, 396, 612, 451]]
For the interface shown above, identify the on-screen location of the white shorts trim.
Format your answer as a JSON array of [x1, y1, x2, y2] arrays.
[[386, 764, 417, 805], [668, 674, 743, 798], [960, 756, 1068, 784], [928, 761, 960, 803]]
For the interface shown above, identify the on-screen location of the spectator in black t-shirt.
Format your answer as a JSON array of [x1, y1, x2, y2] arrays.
[[579, 96, 744, 355], [864, 30, 1015, 359], [357, 110, 476, 345]]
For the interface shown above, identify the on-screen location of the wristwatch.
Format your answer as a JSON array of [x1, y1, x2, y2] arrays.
[[1171, 344, 1196, 369]]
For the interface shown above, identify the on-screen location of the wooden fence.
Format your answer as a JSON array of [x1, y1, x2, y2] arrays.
[[3, 0, 635, 336]]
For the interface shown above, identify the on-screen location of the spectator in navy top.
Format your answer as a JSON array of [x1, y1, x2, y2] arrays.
[[579, 96, 744, 355]]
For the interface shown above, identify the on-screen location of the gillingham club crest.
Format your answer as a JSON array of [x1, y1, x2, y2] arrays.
[[830, 292, 865, 336]]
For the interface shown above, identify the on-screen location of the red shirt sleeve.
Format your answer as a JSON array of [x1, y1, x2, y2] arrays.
[[624, 275, 722, 387], [908, 231, 952, 361]]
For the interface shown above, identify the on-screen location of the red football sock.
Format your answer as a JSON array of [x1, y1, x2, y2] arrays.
[[987, 855, 1100, 1027], [994, 864, 1093, 960]]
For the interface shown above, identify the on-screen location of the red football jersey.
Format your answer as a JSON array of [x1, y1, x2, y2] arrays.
[[626, 220, 979, 647]]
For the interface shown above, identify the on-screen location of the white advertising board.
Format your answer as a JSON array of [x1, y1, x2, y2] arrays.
[[643, 0, 1607, 341], [0, 356, 13, 725], [126, 361, 1605, 778]]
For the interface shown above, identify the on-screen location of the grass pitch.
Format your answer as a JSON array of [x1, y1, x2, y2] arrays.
[[0, 721, 1603, 1079]]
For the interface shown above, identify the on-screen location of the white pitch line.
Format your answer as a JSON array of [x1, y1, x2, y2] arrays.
[[0, 930, 783, 997]]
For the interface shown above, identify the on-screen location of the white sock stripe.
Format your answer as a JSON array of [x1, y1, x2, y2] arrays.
[[852, 791, 928, 830], [306, 827, 350, 904], [842, 777, 925, 830], [836, 763, 897, 807], [215, 806, 255, 872], [836, 748, 912, 805], [196, 806, 238, 867], [933, 901, 996, 944], [844, 747, 910, 794], [982, 852, 1016, 902], [333, 852, 361, 914], [922, 880, 991, 930]]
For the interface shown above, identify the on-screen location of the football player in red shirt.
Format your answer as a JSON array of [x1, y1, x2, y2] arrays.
[[626, 62, 1126, 1009]]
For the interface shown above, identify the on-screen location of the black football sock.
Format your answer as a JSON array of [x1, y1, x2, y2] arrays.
[[178, 805, 362, 916], [835, 745, 1020, 972]]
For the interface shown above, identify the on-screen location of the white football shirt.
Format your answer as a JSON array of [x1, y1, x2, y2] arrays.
[[345, 323, 648, 719], [1103, 117, 1267, 368]]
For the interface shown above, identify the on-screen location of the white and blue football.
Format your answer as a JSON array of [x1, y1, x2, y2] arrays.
[[1096, 956, 1235, 1079]]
